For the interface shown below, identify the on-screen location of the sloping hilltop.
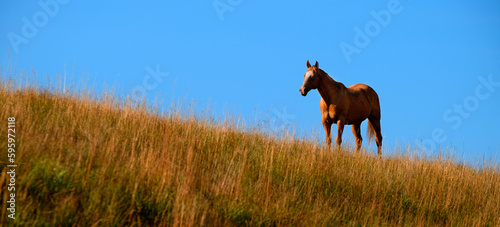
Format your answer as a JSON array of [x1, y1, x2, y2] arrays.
[[0, 83, 499, 226]]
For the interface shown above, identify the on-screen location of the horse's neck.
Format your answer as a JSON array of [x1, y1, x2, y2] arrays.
[[317, 71, 344, 104]]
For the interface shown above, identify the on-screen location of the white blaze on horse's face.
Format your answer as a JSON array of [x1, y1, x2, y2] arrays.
[[300, 60, 320, 96], [300, 69, 316, 96], [305, 70, 314, 80]]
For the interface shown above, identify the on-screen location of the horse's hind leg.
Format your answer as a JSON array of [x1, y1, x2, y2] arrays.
[[351, 123, 362, 152], [369, 117, 383, 157]]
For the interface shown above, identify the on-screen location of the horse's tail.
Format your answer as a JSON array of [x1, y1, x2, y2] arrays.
[[367, 120, 375, 144]]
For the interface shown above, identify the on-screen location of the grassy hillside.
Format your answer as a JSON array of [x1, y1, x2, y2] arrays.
[[1, 79, 499, 226]]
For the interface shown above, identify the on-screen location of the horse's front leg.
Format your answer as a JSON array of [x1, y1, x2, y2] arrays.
[[322, 118, 332, 149], [336, 120, 345, 149]]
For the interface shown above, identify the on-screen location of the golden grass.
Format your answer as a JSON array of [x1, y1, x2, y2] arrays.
[[0, 74, 499, 226]]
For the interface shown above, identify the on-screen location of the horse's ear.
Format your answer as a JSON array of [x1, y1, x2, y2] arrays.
[[306, 60, 311, 68], [314, 61, 319, 68]]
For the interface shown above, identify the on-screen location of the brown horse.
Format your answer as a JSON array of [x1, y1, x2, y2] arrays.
[[299, 60, 383, 156]]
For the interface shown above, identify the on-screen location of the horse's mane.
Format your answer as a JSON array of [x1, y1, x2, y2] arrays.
[[316, 68, 345, 90]]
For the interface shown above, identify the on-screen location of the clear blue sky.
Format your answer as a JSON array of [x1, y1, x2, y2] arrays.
[[2, 1, 500, 165]]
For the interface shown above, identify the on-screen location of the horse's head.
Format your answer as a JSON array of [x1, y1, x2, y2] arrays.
[[300, 60, 320, 96]]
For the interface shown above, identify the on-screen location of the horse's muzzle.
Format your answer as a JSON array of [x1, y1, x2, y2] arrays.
[[299, 87, 309, 96]]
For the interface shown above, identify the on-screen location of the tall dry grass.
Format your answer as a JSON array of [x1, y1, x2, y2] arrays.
[[0, 72, 499, 226]]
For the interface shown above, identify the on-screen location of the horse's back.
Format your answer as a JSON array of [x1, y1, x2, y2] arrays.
[[347, 84, 381, 118], [347, 83, 375, 93], [348, 84, 379, 102]]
